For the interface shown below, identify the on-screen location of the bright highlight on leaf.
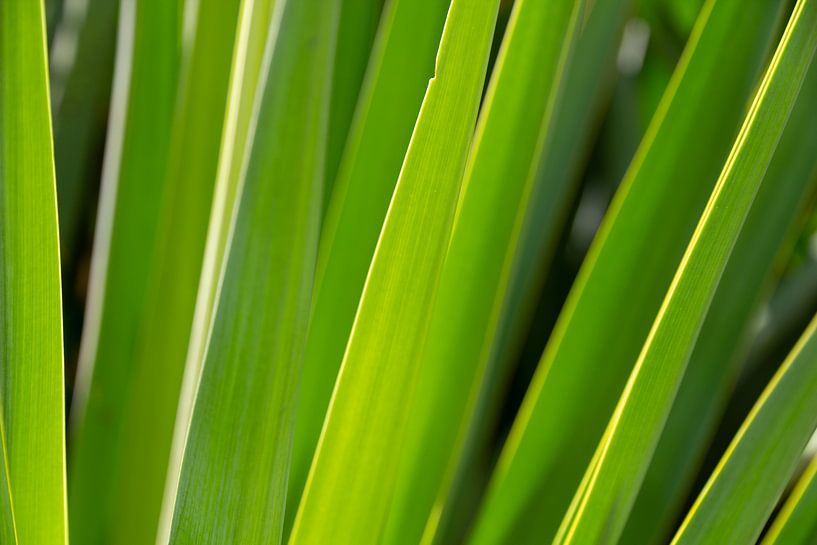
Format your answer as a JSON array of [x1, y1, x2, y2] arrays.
[[1, 1, 67, 543]]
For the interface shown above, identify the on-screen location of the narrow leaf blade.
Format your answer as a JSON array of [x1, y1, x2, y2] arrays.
[[555, 2, 817, 541], [1, 1, 67, 543], [289, 1, 501, 542]]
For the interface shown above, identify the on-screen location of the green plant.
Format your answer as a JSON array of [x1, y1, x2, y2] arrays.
[[3, 0, 817, 543]]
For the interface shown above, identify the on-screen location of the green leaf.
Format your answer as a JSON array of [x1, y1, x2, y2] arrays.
[[50, 0, 119, 261], [553, 1, 817, 541], [70, 0, 242, 542], [762, 453, 817, 545], [0, 419, 16, 544], [287, 0, 450, 526], [322, 0, 384, 207], [65, 0, 240, 542], [379, 1, 595, 542], [496, 0, 631, 363], [166, 0, 339, 541], [437, 3, 635, 539], [0, 1, 67, 543], [623, 49, 817, 545], [671, 312, 817, 545], [473, 0, 783, 541], [288, 1, 501, 542], [158, 0, 278, 540]]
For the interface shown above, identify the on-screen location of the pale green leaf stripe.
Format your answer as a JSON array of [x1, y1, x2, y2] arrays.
[[286, 0, 450, 526], [763, 453, 817, 545], [289, 0, 500, 542], [322, 0, 383, 207], [67, 0, 181, 542], [381, 1, 586, 543], [0, 418, 16, 543], [157, 0, 277, 540], [0, 1, 67, 544], [555, 1, 817, 541], [672, 313, 817, 545], [624, 53, 817, 545], [476, 0, 782, 540], [44, 0, 63, 43], [74, 0, 241, 542], [167, 0, 339, 541], [442, 3, 634, 540]]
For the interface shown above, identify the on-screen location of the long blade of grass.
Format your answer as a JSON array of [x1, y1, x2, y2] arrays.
[[322, 0, 383, 206], [472, 0, 783, 541], [553, 2, 817, 541], [49, 0, 119, 380], [286, 0, 451, 526], [78, 0, 242, 542], [50, 0, 118, 260], [379, 1, 592, 542], [288, 1, 501, 542], [434, 4, 635, 540], [157, 0, 278, 540], [65, 0, 186, 542], [44, 0, 64, 42], [0, 1, 67, 543], [623, 54, 817, 545], [166, 0, 339, 541], [495, 0, 631, 368], [68, 0, 181, 540], [762, 453, 817, 545], [671, 313, 817, 545]]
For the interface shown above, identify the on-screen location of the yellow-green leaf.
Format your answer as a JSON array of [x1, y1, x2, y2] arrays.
[[672, 312, 817, 544], [289, 1, 501, 542], [1, 0, 67, 543]]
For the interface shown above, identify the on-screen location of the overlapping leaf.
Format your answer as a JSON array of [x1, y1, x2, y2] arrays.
[[68, 0, 182, 541], [286, 0, 451, 526], [381, 1, 589, 542], [167, 0, 340, 541], [473, 0, 783, 541], [289, 1, 501, 542], [158, 0, 278, 540], [763, 452, 817, 545], [1, 1, 67, 543], [554, 1, 817, 541], [91, 1, 241, 542], [624, 51, 817, 544], [672, 312, 817, 544]]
